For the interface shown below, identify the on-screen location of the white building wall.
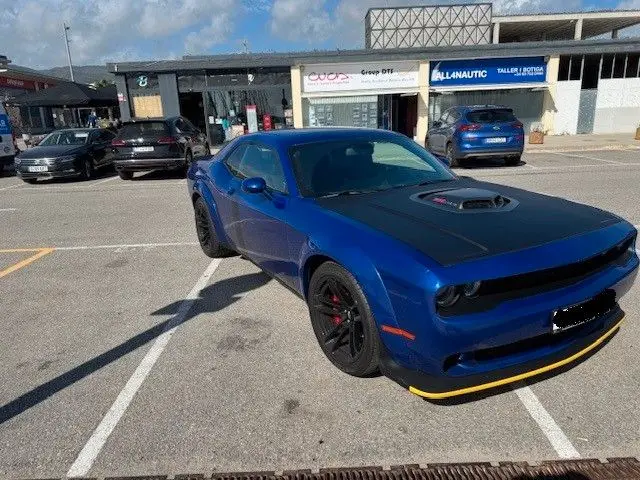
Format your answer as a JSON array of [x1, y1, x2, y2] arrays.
[[593, 78, 640, 133], [554, 81, 581, 135]]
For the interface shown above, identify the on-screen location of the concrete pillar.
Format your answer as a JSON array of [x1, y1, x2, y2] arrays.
[[574, 18, 583, 40], [290, 66, 303, 129], [492, 22, 500, 44], [113, 75, 131, 121], [34, 81, 47, 129], [612, 29, 619, 39], [416, 61, 430, 145], [542, 55, 560, 136], [158, 73, 180, 117]]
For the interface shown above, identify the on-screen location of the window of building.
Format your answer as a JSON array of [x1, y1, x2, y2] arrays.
[[569, 55, 583, 81], [625, 53, 640, 78], [613, 54, 626, 78], [601, 54, 614, 79], [558, 55, 570, 81], [581, 55, 601, 89]]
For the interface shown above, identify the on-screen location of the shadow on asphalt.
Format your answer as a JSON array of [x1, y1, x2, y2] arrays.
[[132, 169, 187, 181], [0, 272, 270, 425], [427, 331, 617, 406]]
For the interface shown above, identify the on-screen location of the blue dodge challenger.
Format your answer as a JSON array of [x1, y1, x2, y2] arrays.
[[187, 128, 638, 399]]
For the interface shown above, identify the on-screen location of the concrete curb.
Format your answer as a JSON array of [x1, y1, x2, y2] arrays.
[[525, 144, 640, 153]]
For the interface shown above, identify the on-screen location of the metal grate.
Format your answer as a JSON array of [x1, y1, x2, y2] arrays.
[[40, 458, 640, 480], [365, 4, 492, 49]]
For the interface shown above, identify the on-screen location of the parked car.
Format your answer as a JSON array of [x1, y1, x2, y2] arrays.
[[14, 128, 115, 183], [426, 105, 524, 167], [187, 128, 638, 400], [0, 103, 16, 176], [111, 117, 210, 180]]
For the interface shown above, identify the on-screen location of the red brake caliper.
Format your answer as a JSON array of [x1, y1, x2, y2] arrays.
[[331, 295, 342, 325]]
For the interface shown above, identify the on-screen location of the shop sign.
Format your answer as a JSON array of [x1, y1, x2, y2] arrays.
[[0, 114, 11, 135], [246, 105, 258, 133], [302, 61, 420, 93], [430, 57, 546, 87], [0, 76, 36, 90]]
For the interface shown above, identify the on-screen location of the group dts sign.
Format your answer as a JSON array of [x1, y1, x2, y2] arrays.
[[430, 57, 547, 87]]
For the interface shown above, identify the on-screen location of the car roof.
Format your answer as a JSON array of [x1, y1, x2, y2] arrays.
[[459, 105, 511, 111], [237, 128, 406, 148], [50, 128, 94, 133]]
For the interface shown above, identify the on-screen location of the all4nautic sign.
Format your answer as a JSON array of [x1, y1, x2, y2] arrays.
[[430, 57, 547, 87]]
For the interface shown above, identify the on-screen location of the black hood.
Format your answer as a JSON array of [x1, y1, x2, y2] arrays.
[[18, 145, 87, 159], [316, 178, 620, 266]]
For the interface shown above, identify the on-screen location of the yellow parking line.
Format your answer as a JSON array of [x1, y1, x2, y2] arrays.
[[0, 248, 55, 278]]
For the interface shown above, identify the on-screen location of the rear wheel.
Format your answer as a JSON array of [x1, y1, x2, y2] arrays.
[[446, 142, 459, 168], [308, 262, 380, 377], [505, 155, 521, 166], [118, 170, 133, 180], [194, 196, 232, 258], [81, 159, 93, 180]]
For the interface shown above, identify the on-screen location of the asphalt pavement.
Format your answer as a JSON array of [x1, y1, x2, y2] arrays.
[[0, 150, 639, 478]]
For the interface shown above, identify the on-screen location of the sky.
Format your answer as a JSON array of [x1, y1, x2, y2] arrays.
[[1, 0, 638, 69]]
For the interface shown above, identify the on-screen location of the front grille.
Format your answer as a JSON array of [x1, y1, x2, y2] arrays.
[[18, 158, 52, 167], [439, 235, 634, 317]]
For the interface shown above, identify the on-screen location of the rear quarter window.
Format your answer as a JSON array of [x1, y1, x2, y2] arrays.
[[118, 122, 169, 138], [466, 110, 516, 123]]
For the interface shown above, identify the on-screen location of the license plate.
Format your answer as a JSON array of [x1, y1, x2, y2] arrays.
[[133, 146, 154, 153], [28, 165, 48, 172], [551, 290, 616, 333], [485, 137, 507, 144]]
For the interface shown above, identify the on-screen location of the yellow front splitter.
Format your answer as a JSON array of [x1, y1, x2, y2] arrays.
[[409, 317, 624, 400]]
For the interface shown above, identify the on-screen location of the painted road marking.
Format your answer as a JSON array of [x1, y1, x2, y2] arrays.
[[0, 184, 21, 192], [55, 241, 198, 251], [512, 381, 580, 459], [91, 176, 120, 186], [0, 208, 17, 212], [0, 248, 54, 278], [549, 151, 624, 165], [66, 258, 222, 477]]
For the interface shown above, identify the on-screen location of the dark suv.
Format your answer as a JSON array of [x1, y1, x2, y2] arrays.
[[111, 117, 210, 179]]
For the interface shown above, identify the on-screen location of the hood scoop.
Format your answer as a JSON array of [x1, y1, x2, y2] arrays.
[[411, 188, 518, 213]]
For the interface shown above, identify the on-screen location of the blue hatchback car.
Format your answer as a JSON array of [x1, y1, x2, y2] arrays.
[[426, 105, 525, 167], [188, 128, 638, 400]]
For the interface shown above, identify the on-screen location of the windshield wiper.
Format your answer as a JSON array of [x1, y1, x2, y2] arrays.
[[319, 189, 380, 198]]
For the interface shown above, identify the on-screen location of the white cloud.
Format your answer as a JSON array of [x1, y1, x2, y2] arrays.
[[269, 0, 333, 43], [0, 0, 238, 68]]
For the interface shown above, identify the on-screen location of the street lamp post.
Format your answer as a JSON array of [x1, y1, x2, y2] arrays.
[[63, 23, 75, 82]]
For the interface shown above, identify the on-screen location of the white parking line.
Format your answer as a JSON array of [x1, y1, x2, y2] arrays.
[[91, 176, 119, 186], [0, 184, 21, 192], [549, 151, 624, 165], [512, 381, 580, 459], [67, 258, 222, 477], [0, 208, 18, 212], [55, 241, 198, 251]]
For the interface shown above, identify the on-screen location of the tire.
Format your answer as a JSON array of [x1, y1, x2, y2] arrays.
[[308, 262, 380, 377], [505, 155, 521, 167], [23, 178, 38, 184], [193, 196, 232, 258], [204, 143, 210, 156], [183, 150, 193, 176], [118, 170, 133, 180], [81, 159, 93, 180], [446, 142, 459, 168]]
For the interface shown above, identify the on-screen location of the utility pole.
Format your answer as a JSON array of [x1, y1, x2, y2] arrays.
[[242, 39, 249, 54], [63, 23, 75, 82]]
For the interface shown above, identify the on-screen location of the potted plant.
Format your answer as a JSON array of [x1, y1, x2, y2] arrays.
[[529, 123, 545, 144], [635, 122, 640, 140]]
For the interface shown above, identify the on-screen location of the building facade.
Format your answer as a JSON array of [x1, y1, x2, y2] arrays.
[[106, 7, 640, 144]]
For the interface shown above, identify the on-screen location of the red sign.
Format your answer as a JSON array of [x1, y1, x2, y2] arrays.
[[0, 76, 36, 90], [263, 114, 272, 131]]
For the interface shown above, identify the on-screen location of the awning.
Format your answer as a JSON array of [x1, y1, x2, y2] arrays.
[[9, 83, 118, 107], [430, 83, 548, 93]]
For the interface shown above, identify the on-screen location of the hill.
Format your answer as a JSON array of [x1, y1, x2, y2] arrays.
[[38, 65, 114, 85]]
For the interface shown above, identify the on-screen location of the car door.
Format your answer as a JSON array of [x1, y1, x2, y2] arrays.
[[230, 143, 296, 286], [182, 118, 208, 157], [92, 130, 115, 167], [429, 110, 450, 153], [444, 108, 461, 146]]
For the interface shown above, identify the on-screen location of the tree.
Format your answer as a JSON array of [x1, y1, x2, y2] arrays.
[[94, 78, 114, 88]]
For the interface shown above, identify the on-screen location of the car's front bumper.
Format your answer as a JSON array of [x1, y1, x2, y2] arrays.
[[381, 306, 624, 399], [16, 166, 82, 179], [114, 157, 185, 171]]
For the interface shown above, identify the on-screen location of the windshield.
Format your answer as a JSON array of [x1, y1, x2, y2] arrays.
[[39, 130, 90, 146], [290, 137, 455, 197], [118, 122, 169, 138], [466, 109, 516, 123]]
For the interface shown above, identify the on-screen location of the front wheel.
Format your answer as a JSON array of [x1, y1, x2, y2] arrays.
[[118, 170, 133, 180], [505, 155, 521, 166], [446, 143, 459, 168], [308, 262, 380, 377], [81, 159, 93, 180], [23, 178, 38, 184]]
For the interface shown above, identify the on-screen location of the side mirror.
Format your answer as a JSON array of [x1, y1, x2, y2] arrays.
[[241, 177, 266, 194], [432, 120, 442, 128]]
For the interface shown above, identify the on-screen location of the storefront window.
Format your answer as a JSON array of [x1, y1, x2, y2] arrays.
[[303, 96, 378, 128]]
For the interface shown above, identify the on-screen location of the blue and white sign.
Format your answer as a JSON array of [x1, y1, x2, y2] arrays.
[[430, 57, 547, 87], [0, 114, 11, 135]]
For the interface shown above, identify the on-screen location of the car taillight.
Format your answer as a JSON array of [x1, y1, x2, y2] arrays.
[[459, 123, 481, 131], [511, 121, 524, 129], [158, 136, 177, 144], [111, 139, 126, 147]]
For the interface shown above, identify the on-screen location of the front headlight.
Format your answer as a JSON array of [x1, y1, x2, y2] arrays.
[[435, 286, 460, 308], [14, 156, 21, 165]]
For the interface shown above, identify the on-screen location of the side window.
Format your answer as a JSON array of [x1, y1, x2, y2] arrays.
[[449, 110, 460, 124], [224, 144, 248, 176], [174, 118, 187, 133], [237, 144, 288, 194], [183, 119, 198, 132], [439, 110, 450, 125]]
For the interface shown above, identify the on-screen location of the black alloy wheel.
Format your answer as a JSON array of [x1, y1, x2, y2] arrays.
[[193, 197, 232, 258], [446, 143, 459, 168], [308, 262, 380, 376]]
